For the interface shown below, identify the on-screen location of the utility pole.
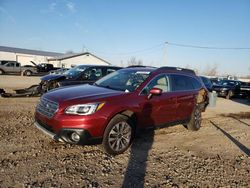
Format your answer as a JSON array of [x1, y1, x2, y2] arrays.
[[163, 42, 168, 65]]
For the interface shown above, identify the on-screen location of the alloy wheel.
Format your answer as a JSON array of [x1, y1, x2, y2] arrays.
[[108, 121, 132, 152]]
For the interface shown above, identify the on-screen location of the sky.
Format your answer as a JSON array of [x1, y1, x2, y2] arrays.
[[0, 0, 250, 76]]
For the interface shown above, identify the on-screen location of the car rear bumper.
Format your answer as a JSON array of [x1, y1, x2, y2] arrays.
[[214, 90, 228, 97]]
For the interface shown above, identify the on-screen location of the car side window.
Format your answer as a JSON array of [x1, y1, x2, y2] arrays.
[[6, 62, 14, 67], [82, 68, 103, 81], [171, 74, 194, 91], [191, 77, 202, 89], [141, 74, 170, 95], [107, 68, 117, 75]]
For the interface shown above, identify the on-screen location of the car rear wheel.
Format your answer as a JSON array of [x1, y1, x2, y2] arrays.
[[0, 69, 4, 75], [102, 114, 133, 155], [186, 105, 202, 131]]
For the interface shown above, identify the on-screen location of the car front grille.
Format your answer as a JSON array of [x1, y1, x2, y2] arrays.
[[36, 97, 59, 118]]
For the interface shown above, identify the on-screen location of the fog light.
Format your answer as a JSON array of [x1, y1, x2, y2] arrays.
[[71, 132, 80, 142]]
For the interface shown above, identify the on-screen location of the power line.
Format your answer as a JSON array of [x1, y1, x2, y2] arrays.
[[89, 43, 164, 56], [166, 42, 250, 50], [88, 41, 250, 57]]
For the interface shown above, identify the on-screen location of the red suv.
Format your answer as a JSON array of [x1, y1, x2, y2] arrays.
[[35, 66, 208, 155]]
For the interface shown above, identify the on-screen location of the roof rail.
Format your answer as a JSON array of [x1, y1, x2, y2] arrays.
[[157, 66, 196, 74], [126, 65, 156, 68]]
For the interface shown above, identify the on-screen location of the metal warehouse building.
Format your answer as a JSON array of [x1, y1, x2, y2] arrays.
[[48, 52, 110, 68], [0, 46, 62, 66], [0, 46, 110, 68]]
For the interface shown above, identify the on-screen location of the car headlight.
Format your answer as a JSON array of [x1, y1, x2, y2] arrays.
[[65, 102, 105, 115]]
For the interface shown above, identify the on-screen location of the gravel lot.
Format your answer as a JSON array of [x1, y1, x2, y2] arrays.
[[0, 75, 249, 187]]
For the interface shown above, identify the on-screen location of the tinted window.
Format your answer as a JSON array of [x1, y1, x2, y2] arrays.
[[6, 62, 15, 67], [142, 74, 170, 94], [191, 77, 202, 89], [107, 68, 117, 74], [171, 74, 195, 91], [201, 77, 209, 85], [84, 68, 103, 81]]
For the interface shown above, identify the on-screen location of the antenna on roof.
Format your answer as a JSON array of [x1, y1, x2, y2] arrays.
[[163, 42, 168, 65]]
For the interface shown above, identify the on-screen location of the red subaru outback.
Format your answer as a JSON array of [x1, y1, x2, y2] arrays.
[[35, 66, 208, 155]]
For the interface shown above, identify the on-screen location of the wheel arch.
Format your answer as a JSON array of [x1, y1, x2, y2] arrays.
[[0, 69, 5, 74], [103, 109, 138, 133]]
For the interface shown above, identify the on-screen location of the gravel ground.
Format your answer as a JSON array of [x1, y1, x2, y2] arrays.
[[0, 75, 249, 187]]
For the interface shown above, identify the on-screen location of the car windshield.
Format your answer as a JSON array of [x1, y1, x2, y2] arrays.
[[95, 69, 151, 92], [63, 65, 87, 79]]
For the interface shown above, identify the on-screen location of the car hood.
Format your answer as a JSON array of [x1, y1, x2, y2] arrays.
[[44, 84, 124, 103], [41, 74, 66, 82]]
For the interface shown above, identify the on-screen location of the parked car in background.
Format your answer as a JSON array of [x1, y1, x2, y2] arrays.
[[34, 66, 209, 155], [39, 65, 121, 93], [238, 81, 250, 98], [36, 63, 60, 73], [0, 61, 37, 76], [200, 76, 213, 92], [212, 80, 241, 99]]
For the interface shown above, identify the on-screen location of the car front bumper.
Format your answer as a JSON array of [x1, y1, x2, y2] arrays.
[[34, 119, 94, 145]]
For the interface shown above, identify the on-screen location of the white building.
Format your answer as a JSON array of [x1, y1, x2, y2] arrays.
[[48, 52, 110, 68], [0, 46, 62, 66], [0, 46, 110, 68]]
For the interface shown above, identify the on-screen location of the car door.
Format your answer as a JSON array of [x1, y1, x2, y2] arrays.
[[170, 74, 197, 121], [13, 62, 21, 73], [4, 62, 15, 73], [138, 74, 177, 127]]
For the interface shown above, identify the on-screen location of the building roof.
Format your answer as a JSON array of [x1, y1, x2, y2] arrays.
[[48, 52, 110, 65], [0, 46, 63, 57]]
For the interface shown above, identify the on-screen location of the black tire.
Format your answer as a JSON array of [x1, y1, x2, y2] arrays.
[[0, 69, 4, 75], [226, 90, 233, 99], [102, 114, 134, 155], [186, 105, 202, 131], [25, 70, 32, 76]]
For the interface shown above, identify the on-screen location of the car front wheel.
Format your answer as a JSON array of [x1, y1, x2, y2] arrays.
[[102, 114, 133, 155], [25, 70, 32, 76]]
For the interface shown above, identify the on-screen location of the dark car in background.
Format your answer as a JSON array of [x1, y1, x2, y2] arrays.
[[200, 76, 213, 92], [213, 80, 241, 99], [238, 81, 250, 98], [39, 65, 121, 93]]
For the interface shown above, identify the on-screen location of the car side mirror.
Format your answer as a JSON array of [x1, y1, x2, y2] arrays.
[[148, 88, 162, 99]]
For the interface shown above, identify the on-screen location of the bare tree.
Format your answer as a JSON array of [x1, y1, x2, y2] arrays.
[[127, 57, 143, 66], [202, 64, 218, 76]]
